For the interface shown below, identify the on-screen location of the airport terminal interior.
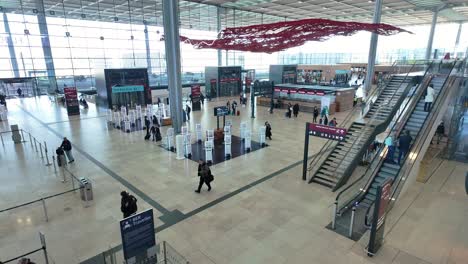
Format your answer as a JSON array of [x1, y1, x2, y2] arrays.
[[1, 0, 468, 264]]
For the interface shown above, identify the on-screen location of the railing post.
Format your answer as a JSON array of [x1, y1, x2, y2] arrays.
[[29, 133, 33, 147], [83, 182, 90, 208], [20, 129, 25, 142], [349, 206, 356, 238], [331, 201, 337, 230], [41, 198, 49, 222], [163, 241, 167, 264], [44, 141, 51, 166], [34, 137, 38, 152], [39, 142, 44, 158], [52, 156, 57, 174], [61, 166, 67, 183], [0, 132, 4, 146]]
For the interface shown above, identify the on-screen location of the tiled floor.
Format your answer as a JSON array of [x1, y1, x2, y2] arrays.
[[0, 96, 466, 264]]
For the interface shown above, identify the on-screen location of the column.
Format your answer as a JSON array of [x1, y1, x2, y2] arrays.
[[35, 0, 57, 92], [144, 25, 152, 73], [217, 7, 222, 66], [453, 22, 463, 56], [162, 0, 183, 133], [425, 10, 438, 60], [3, 13, 20, 78], [364, 0, 383, 95]]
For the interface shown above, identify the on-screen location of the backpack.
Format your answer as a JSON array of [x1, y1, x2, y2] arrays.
[[128, 196, 138, 214]]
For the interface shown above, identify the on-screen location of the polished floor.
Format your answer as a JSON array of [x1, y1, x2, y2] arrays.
[[0, 96, 466, 264]]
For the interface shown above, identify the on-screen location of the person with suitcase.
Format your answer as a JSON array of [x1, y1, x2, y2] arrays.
[[120, 191, 138, 218], [195, 160, 213, 193], [60, 137, 74, 163], [55, 147, 66, 167], [150, 125, 157, 141]]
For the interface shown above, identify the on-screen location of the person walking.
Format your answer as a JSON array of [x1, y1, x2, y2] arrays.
[[144, 116, 151, 135], [265, 122, 272, 140], [186, 105, 191, 121], [398, 130, 413, 165], [287, 103, 292, 118], [384, 135, 396, 163], [293, 103, 299, 118], [232, 101, 237, 116], [424, 84, 435, 112], [60, 137, 74, 163], [55, 147, 66, 167], [200, 93, 205, 105], [120, 191, 138, 218], [323, 115, 329, 126], [152, 115, 159, 126], [195, 160, 212, 193], [226, 100, 231, 114], [313, 106, 319, 123], [435, 122, 445, 144], [150, 125, 157, 141], [17, 87, 22, 97]]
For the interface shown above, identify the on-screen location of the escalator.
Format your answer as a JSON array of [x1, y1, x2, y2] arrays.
[[359, 75, 446, 208], [308, 67, 418, 191], [330, 60, 458, 240]]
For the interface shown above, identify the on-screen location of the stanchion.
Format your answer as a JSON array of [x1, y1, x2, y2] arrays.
[[349, 206, 356, 238], [71, 172, 75, 191], [20, 129, 25, 142], [34, 138, 38, 152], [29, 133, 33, 147], [39, 142, 44, 158], [44, 141, 51, 166], [331, 201, 337, 230], [163, 241, 167, 264], [83, 184, 90, 208], [52, 156, 57, 174], [61, 166, 66, 183], [41, 198, 49, 222], [0, 133, 4, 146]]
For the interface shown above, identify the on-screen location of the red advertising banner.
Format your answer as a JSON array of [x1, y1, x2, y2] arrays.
[[377, 179, 392, 228], [63, 87, 80, 116], [308, 124, 347, 141], [191, 84, 202, 111]]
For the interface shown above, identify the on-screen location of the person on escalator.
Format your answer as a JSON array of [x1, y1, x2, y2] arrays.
[[398, 130, 413, 165], [384, 135, 396, 163], [424, 84, 435, 112]]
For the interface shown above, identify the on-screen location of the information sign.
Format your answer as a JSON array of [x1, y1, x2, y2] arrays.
[[367, 179, 393, 256], [308, 124, 347, 141], [213, 106, 229, 116], [63, 87, 80, 116], [120, 209, 157, 263]]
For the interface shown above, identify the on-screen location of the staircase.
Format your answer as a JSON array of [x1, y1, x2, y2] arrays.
[[309, 74, 414, 190], [358, 76, 446, 209]]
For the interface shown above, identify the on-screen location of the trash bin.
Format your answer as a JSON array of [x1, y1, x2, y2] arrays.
[[79, 177, 93, 201]]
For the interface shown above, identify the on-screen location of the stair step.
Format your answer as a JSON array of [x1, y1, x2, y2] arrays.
[[311, 177, 335, 188]]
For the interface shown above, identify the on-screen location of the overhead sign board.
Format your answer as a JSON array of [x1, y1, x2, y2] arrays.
[[308, 124, 347, 141], [120, 209, 157, 263], [112, 85, 144, 94]]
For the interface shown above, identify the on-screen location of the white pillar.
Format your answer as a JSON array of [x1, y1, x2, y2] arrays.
[[425, 10, 439, 60], [364, 0, 383, 95]]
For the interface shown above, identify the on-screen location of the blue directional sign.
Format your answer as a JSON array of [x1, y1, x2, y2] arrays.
[[120, 209, 157, 262]]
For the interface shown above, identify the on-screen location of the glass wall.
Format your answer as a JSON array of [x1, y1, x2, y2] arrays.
[[0, 0, 466, 94]]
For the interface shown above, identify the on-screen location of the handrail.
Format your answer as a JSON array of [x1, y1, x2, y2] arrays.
[[334, 65, 435, 213], [330, 61, 420, 190], [364, 60, 458, 227]]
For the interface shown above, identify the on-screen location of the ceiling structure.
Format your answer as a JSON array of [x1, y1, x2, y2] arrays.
[[0, 0, 467, 32]]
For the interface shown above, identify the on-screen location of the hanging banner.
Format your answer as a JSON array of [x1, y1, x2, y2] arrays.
[[120, 209, 157, 263], [63, 87, 80, 116], [191, 84, 201, 111]]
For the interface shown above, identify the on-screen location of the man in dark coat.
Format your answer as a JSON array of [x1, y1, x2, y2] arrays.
[[293, 103, 299, 118], [60, 137, 74, 163], [120, 191, 137, 218], [398, 130, 413, 165], [195, 160, 212, 193], [265, 122, 272, 140], [313, 106, 319, 123]]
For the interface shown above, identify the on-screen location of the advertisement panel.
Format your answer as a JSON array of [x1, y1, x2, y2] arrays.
[[191, 84, 201, 111], [63, 87, 80, 116]]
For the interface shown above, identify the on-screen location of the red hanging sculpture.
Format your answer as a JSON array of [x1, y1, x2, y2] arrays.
[[176, 18, 411, 53]]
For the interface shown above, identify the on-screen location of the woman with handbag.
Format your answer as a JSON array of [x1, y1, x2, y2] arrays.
[[195, 160, 213, 193]]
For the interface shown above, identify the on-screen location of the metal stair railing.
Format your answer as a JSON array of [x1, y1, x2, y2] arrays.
[[329, 61, 422, 191], [307, 61, 416, 183], [332, 62, 436, 221], [364, 60, 459, 227]]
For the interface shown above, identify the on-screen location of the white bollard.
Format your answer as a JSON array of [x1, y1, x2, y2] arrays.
[[175, 135, 185, 160], [259, 126, 266, 147], [224, 134, 231, 159], [244, 130, 251, 152], [205, 140, 213, 164], [195, 124, 203, 142], [184, 133, 192, 158], [240, 122, 247, 140]]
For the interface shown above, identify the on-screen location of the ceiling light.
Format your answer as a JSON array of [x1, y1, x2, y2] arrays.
[[323, 6, 327, 9], [385, 6, 389, 9], [298, 0, 303, 3], [368, 0, 373, 2]]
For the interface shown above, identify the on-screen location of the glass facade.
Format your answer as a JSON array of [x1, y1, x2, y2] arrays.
[[0, 0, 466, 94]]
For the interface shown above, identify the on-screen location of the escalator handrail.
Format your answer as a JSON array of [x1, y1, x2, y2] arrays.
[[334, 61, 435, 211], [364, 60, 459, 227], [330, 61, 421, 190]]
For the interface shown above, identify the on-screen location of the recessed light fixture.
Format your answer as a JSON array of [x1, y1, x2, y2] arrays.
[[368, 0, 373, 2], [385, 6, 389, 9]]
